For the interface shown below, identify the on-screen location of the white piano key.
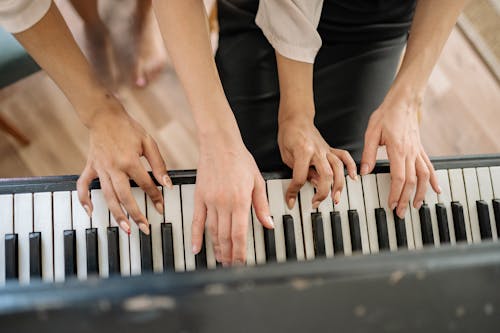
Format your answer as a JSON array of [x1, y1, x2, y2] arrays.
[[281, 179, 305, 261], [299, 182, 316, 260], [14, 193, 33, 285], [361, 174, 380, 253], [72, 191, 89, 281], [33, 192, 53, 282], [146, 186, 164, 273], [252, 206, 266, 265], [477, 167, 498, 240], [164, 185, 185, 272], [110, 214, 130, 276], [130, 188, 146, 276], [205, 230, 217, 269], [53, 192, 71, 282], [90, 189, 109, 278], [424, 186, 440, 246], [335, 181, 352, 256], [181, 184, 196, 271], [375, 174, 397, 251], [246, 211, 256, 266], [316, 187, 334, 258], [346, 177, 370, 254], [267, 179, 288, 263], [448, 169, 473, 243], [0, 194, 13, 286], [436, 170, 456, 245], [463, 168, 482, 243], [490, 166, 500, 198]]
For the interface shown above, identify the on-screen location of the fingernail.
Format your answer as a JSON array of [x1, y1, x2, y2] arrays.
[[163, 175, 173, 189], [437, 185, 442, 194], [353, 174, 359, 181], [415, 200, 423, 209], [119, 220, 130, 234], [398, 208, 406, 218], [312, 201, 320, 209], [334, 191, 340, 205], [83, 204, 91, 218], [136, 77, 146, 87], [287, 197, 296, 209], [267, 216, 274, 228], [390, 202, 398, 210], [360, 163, 369, 176], [139, 223, 150, 235], [155, 201, 164, 214], [192, 244, 199, 254]]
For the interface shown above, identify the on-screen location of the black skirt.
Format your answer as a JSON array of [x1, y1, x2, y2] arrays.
[[215, 0, 417, 171]]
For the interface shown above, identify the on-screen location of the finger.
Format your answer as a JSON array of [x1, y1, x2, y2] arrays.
[[396, 156, 417, 218], [286, 155, 312, 209], [77, 163, 97, 217], [387, 146, 406, 211], [109, 171, 149, 234], [231, 206, 250, 265], [311, 155, 333, 208], [327, 153, 345, 205], [218, 210, 232, 265], [307, 168, 320, 187], [191, 192, 207, 255], [421, 152, 441, 194], [128, 162, 164, 215], [143, 136, 173, 189], [413, 155, 430, 209], [206, 207, 220, 262], [99, 172, 131, 234], [360, 124, 381, 175], [252, 175, 274, 229], [332, 148, 357, 180]]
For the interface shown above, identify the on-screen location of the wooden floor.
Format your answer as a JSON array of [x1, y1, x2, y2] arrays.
[[0, 0, 499, 178]]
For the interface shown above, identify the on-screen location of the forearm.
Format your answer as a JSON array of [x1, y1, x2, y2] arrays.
[[391, 0, 466, 99], [14, 2, 118, 127], [276, 52, 315, 123], [152, 0, 240, 143]]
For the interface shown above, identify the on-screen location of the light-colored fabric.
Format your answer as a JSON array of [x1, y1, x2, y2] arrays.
[[255, 0, 324, 63], [0, 0, 51, 33]]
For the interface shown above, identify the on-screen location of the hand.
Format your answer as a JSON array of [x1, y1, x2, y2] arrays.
[[77, 103, 172, 234], [191, 133, 274, 266], [278, 113, 357, 210], [360, 88, 440, 219]]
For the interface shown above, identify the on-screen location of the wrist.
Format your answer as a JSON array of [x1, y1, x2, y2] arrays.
[[278, 102, 315, 126], [75, 92, 126, 129]]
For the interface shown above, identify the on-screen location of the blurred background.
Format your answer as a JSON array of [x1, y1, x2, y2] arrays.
[[0, 0, 498, 178]]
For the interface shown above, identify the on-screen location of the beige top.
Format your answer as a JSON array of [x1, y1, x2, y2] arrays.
[[256, 0, 324, 63], [0, 0, 51, 33]]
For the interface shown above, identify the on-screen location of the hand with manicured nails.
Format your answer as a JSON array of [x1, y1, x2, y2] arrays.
[[278, 114, 358, 210], [77, 104, 172, 235], [360, 89, 441, 219]]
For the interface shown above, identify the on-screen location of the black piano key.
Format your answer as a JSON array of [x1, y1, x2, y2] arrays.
[[493, 199, 500, 238], [283, 215, 296, 260], [435, 203, 450, 244], [263, 228, 276, 262], [393, 209, 407, 248], [330, 211, 343, 255], [476, 200, 492, 240], [348, 210, 362, 252], [195, 236, 207, 269], [451, 202, 467, 242], [375, 208, 389, 250], [5, 234, 18, 280], [86, 228, 99, 276], [29, 232, 42, 279], [140, 226, 153, 272], [161, 223, 175, 271], [419, 204, 434, 245], [107, 227, 120, 275], [64, 230, 77, 277], [311, 213, 326, 257]]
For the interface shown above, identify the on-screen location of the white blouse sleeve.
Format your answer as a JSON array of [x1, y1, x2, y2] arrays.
[[0, 0, 51, 33], [255, 0, 324, 63]]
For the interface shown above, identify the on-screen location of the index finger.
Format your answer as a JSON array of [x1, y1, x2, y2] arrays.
[[286, 156, 311, 209]]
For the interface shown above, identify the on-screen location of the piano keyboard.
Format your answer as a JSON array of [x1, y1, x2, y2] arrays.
[[1, 155, 499, 286]]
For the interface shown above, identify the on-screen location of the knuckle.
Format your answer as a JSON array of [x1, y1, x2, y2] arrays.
[[406, 176, 417, 187], [301, 143, 315, 155], [232, 229, 246, 244], [392, 174, 405, 184]]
